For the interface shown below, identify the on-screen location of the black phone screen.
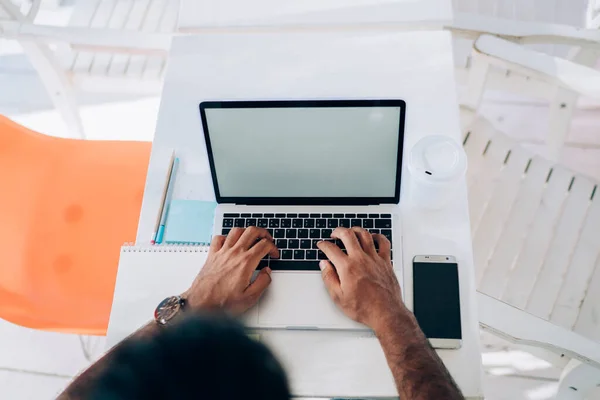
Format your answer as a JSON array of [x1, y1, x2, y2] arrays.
[[413, 260, 462, 339]]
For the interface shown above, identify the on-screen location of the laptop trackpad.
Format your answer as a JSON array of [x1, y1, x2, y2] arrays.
[[257, 272, 366, 330]]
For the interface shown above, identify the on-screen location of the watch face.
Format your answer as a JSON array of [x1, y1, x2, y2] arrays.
[[155, 296, 182, 325]]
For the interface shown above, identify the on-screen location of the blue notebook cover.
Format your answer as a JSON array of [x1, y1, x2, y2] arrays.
[[164, 200, 217, 244]]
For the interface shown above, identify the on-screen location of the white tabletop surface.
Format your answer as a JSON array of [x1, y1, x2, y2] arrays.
[[123, 31, 483, 398], [177, 0, 453, 32]]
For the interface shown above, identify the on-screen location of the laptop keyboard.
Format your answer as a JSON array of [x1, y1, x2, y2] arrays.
[[221, 213, 393, 271]]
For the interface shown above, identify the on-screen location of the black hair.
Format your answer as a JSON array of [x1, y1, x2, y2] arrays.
[[90, 314, 290, 400]]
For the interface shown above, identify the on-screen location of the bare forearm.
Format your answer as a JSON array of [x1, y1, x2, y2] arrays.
[[57, 322, 159, 400], [375, 309, 464, 400]]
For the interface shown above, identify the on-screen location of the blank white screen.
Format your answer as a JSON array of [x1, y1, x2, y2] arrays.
[[205, 106, 401, 198]]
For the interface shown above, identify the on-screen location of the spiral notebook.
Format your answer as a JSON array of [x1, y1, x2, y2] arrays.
[[106, 244, 231, 349]]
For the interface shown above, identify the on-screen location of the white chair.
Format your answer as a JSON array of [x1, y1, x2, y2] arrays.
[[459, 26, 600, 161], [446, 0, 600, 164], [0, 0, 178, 138], [463, 34, 600, 399], [451, 0, 591, 82], [450, 0, 591, 72]]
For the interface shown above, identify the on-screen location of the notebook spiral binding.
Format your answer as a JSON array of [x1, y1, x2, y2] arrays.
[[121, 243, 210, 253]]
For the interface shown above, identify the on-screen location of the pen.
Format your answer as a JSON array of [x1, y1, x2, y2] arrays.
[[151, 152, 175, 244], [155, 157, 180, 244]]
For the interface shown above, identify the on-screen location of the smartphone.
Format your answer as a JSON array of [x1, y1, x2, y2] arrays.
[[412, 255, 462, 349]]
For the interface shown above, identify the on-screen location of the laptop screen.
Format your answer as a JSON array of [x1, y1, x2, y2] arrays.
[[200, 100, 405, 205]]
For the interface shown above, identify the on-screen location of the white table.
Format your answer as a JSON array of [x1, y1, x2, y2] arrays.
[[177, 0, 453, 32], [121, 31, 483, 398]]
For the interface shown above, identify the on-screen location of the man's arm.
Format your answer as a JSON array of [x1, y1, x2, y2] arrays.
[[317, 227, 463, 400], [375, 310, 463, 399], [58, 227, 278, 400]]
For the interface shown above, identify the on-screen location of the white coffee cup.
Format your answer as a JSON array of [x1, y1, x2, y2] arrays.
[[407, 135, 467, 210]]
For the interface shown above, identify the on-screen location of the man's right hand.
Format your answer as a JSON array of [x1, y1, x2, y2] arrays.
[[317, 227, 406, 333]]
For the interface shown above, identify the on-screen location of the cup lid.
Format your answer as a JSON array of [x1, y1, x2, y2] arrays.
[[408, 135, 467, 183]]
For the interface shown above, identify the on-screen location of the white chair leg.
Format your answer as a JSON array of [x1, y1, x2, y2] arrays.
[[19, 41, 86, 139], [555, 360, 600, 400], [78, 335, 106, 363]]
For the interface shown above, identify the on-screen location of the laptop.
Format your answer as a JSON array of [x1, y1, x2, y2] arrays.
[[199, 99, 406, 330]]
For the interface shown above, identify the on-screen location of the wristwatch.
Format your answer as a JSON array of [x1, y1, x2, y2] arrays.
[[154, 295, 186, 326]]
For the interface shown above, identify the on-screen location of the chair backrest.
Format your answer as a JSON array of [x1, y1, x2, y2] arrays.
[[0, 115, 151, 335], [60, 0, 179, 80], [464, 115, 600, 344]]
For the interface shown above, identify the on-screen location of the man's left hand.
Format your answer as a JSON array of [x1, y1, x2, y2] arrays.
[[182, 227, 279, 315]]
